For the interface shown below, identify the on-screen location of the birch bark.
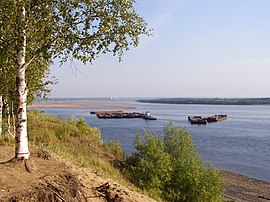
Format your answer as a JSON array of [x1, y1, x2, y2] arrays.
[[15, 3, 29, 159]]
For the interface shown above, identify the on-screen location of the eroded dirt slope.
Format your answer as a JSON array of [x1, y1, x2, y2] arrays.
[[0, 146, 156, 202]]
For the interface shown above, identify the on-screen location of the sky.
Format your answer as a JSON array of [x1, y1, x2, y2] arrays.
[[49, 0, 270, 98]]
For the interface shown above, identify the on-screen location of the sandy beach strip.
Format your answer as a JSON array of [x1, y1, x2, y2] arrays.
[[222, 171, 270, 202], [29, 103, 136, 110]]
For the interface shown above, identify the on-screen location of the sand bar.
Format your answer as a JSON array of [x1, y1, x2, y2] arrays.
[[29, 103, 136, 110]]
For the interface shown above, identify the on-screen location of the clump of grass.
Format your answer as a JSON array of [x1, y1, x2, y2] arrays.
[[0, 134, 14, 146]]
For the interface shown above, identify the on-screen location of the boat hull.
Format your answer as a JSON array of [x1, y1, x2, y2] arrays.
[[207, 115, 227, 122], [188, 116, 207, 124]]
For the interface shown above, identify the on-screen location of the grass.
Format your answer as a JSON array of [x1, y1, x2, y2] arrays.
[[28, 110, 130, 182], [1, 110, 134, 189]]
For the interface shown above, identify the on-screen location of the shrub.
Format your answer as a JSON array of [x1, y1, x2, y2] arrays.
[[126, 131, 171, 197], [126, 123, 223, 202]]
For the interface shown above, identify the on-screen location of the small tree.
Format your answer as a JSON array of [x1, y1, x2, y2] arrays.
[[163, 123, 222, 202], [126, 123, 223, 202], [0, 0, 54, 146]]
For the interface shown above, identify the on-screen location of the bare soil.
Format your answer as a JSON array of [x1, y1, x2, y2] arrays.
[[0, 146, 155, 202], [1, 145, 270, 202]]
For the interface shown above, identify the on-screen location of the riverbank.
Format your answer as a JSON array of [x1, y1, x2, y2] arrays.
[[222, 171, 270, 201], [1, 145, 270, 202], [0, 146, 156, 202]]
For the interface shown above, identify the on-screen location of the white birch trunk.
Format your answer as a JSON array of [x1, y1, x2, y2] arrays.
[[15, 3, 29, 159], [0, 96, 2, 136]]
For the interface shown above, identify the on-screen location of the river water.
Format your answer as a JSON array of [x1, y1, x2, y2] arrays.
[[39, 99, 270, 182]]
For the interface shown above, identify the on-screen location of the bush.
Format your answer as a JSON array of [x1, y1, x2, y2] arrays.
[[126, 131, 171, 197], [126, 123, 223, 202]]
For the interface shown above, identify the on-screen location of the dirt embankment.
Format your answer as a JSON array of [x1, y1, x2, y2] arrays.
[[1, 146, 270, 202], [0, 146, 155, 202]]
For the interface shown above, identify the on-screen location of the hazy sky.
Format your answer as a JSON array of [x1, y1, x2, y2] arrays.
[[49, 0, 270, 98]]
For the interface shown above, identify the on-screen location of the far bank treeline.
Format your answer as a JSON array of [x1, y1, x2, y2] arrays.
[[137, 98, 270, 105]]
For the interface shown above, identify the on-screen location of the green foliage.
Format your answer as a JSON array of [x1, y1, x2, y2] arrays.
[[126, 123, 223, 202], [0, 0, 150, 65], [50, 0, 151, 64], [127, 131, 171, 197], [107, 140, 125, 160], [0, 0, 55, 105]]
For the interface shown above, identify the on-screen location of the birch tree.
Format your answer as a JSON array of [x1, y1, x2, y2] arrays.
[[15, 2, 29, 158], [0, 0, 149, 159], [0, 50, 53, 139]]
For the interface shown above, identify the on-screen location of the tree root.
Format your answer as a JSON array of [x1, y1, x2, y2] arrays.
[[0, 157, 32, 173]]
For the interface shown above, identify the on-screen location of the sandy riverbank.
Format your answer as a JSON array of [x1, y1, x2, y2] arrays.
[[222, 171, 270, 201], [30, 103, 136, 110]]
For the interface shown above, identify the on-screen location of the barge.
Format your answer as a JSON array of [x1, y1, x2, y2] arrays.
[[188, 116, 207, 124], [188, 114, 228, 124], [91, 111, 157, 120], [207, 114, 228, 122]]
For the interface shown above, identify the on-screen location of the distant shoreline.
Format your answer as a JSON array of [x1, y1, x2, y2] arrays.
[[137, 98, 270, 105]]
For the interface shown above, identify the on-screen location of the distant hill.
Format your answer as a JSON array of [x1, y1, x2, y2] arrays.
[[137, 98, 270, 105]]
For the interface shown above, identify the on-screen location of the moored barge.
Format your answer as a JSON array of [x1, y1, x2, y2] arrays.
[[188, 116, 207, 124], [207, 114, 228, 122], [91, 111, 157, 120], [188, 114, 228, 124]]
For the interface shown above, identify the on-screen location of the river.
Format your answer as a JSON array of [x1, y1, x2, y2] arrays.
[[38, 99, 270, 182]]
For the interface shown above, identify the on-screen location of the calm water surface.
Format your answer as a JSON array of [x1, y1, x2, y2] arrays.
[[40, 100, 270, 182]]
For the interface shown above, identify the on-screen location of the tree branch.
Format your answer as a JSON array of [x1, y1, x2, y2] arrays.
[[25, 55, 36, 69]]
